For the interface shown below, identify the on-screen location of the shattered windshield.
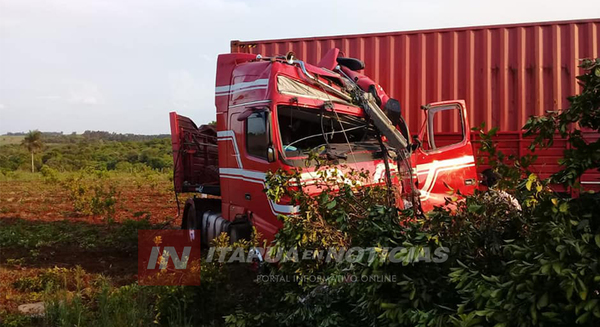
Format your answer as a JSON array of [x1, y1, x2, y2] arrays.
[[277, 106, 380, 158]]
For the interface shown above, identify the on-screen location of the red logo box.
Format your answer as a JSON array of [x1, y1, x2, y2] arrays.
[[138, 229, 201, 285]]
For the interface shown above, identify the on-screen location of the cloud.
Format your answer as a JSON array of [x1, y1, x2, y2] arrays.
[[168, 70, 213, 110], [38, 95, 62, 100], [1, 0, 599, 134], [67, 83, 102, 106]]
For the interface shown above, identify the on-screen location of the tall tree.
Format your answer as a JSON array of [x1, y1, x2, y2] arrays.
[[21, 130, 43, 172]]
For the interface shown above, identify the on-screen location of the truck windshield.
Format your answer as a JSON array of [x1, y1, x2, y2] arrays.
[[277, 106, 380, 158]]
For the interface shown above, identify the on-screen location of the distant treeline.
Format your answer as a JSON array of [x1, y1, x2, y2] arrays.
[[4, 131, 170, 143], [0, 131, 173, 173]]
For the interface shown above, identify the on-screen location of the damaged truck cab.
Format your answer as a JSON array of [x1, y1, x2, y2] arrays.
[[170, 49, 478, 244]]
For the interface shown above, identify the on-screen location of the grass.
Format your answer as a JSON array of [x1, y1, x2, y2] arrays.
[[0, 265, 157, 327], [0, 255, 258, 327], [0, 214, 263, 326], [0, 218, 153, 254], [0, 217, 169, 326], [0, 170, 176, 224], [0, 135, 25, 146], [0, 170, 260, 326]]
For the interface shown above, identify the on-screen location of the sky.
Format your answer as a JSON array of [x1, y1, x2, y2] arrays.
[[0, 0, 599, 135]]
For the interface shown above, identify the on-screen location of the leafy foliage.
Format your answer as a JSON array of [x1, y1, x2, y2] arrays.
[[524, 58, 600, 188], [0, 132, 172, 173], [21, 131, 43, 154], [62, 170, 119, 218], [0, 217, 152, 253], [21, 130, 43, 173], [39, 165, 59, 183]]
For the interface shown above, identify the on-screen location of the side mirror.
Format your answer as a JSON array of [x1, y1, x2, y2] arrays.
[[267, 146, 276, 163], [384, 98, 410, 142], [383, 98, 401, 126], [336, 57, 365, 71]]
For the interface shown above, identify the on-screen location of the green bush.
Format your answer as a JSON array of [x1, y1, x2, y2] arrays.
[[62, 170, 119, 218], [40, 165, 59, 183], [41, 262, 242, 327], [0, 133, 172, 174], [114, 161, 133, 173]]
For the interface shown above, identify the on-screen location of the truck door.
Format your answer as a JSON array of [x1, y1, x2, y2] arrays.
[[414, 100, 478, 211], [225, 108, 283, 240]]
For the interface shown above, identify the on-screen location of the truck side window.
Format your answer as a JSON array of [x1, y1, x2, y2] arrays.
[[246, 112, 268, 159], [427, 105, 465, 150]]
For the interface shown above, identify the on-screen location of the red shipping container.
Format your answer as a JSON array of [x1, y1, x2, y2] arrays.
[[231, 19, 600, 191]]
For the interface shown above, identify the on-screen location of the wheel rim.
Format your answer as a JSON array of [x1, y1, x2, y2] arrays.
[[186, 204, 197, 242]]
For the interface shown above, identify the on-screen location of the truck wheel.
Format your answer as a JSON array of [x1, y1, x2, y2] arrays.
[[182, 198, 201, 243]]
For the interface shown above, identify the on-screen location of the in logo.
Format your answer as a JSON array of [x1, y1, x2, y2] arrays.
[[138, 229, 201, 285]]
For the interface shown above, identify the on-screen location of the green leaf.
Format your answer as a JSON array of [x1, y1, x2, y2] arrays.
[[576, 311, 590, 324], [326, 200, 337, 210], [552, 262, 562, 275], [595, 234, 600, 248], [584, 299, 598, 311], [526, 179, 533, 191], [526, 174, 537, 191], [578, 278, 588, 300], [537, 293, 549, 309], [467, 204, 483, 213], [541, 264, 551, 275], [380, 302, 397, 309], [566, 285, 574, 299], [489, 127, 498, 137], [541, 312, 559, 319], [530, 303, 538, 323]]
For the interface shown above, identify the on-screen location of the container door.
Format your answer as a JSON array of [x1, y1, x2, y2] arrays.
[[414, 100, 478, 211]]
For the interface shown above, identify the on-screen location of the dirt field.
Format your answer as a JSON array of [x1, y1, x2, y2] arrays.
[[0, 176, 178, 224], [0, 175, 184, 319]]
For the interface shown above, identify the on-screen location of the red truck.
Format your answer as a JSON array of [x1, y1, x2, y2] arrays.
[[231, 19, 600, 194], [170, 48, 479, 245]]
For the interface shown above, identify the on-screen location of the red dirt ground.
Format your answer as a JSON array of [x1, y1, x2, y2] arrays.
[[0, 178, 183, 225], [0, 177, 188, 314]]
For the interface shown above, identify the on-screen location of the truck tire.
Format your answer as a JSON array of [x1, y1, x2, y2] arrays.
[[182, 198, 201, 243], [181, 197, 229, 246]]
